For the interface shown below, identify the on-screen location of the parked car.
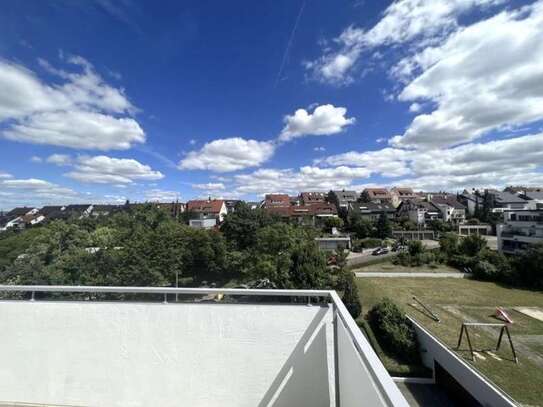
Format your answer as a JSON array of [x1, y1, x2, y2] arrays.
[[371, 247, 389, 256]]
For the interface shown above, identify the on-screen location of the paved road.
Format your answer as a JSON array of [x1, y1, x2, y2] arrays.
[[355, 272, 466, 278]]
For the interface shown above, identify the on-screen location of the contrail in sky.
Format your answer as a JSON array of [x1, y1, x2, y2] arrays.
[[274, 0, 307, 87]]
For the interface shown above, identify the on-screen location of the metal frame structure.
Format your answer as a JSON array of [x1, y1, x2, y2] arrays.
[[456, 322, 518, 363], [0, 285, 409, 407]]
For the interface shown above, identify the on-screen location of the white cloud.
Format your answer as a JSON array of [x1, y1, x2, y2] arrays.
[[0, 57, 145, 150], [314, 146, 326, 152], [30, 156, 42, 163], [392, 2, 543, 148], [5, 111, 144, 150], [0, 178, 80, 209], [192, 182, 226, 191], [144, 189, 181, 202], [233, 165, 371, 196], [65, 155, 164, 184], [316, 147, 411, 177], [317, 131, 543, 191], [278, 104, 355, 141], [46, 154, 72, 166], [305, 0, 504, 84], [179, 137, 275, 172], [0, 172, 12, 179]]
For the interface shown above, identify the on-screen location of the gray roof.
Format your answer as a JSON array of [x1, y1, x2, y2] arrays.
[[431, 196, 466, 209], [333, 190, 358, 201], [494, 192, 527, 204], [350, 202, 395, 212], [523, 191, 543, 201]]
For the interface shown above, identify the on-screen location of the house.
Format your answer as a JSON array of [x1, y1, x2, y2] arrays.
[[329, 190, 358, 209], [91, 204, 123, 217], [6, 207, 37, 218], [396, 200, 442, 225], [264, 203, 338, 227], [458, 190, 482, 216], [188, 218, 218, 229], [0, 207, 40, 231], [487, 191, 529, 212], [262, 194, 291, 208], [389, 187, 416, 208], [186, 199, 227, 223], [224, 200, 241, 214], [314, 236, 351, 251], [430, 196, 466, 223], [349, 201, 395, 221], [497, 209, 543, 254], [65, 205, 94, 218], [300, 192, 327, 205], [519, 191, 543, 209], [360, 188, 392, 204]]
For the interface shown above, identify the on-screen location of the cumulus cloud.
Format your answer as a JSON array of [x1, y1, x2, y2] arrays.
[[192, 182, 226, 191], [178, 137, 275, 172], [391, 2, 543, 148], [305, 0, 503, 84], [0, 171, 12, 178], [65, 155, 164, 184], [317, 131, 543, 191], [144, 189, 181, 202], [0, 178, 80, 209], [278, 104, 355, 141], [233, 165, 372, 196], [315, 147, 412, 177], [0, 56, 145, 150], [46, 154, 72, 166]]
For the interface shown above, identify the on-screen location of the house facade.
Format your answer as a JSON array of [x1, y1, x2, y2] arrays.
[[186, 199, 227, 223], [360, 188, 392, 204], [390, 187, 416, 208], [430, 196, 466, 223], [497, 209, 543, 254], [396, 200, 442, 225], [349, 201, 395, 221], [329, 190, 358, 209]]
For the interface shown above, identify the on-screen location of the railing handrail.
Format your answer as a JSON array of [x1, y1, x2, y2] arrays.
[[0, 285, 331, 297], [0, 285, 408, 406]]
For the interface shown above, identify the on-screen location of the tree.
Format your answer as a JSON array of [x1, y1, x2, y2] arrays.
[[324, 216, 343, 233], [339, 269, 361, 319], [348, 211, 373, 239], [439, 232, 459, 259], [408, 240, 424, 256], [459, 234, 487, 257], [220, 202, 276, 250], [513, 243, 543, 289], [376, 212, 392, 239]]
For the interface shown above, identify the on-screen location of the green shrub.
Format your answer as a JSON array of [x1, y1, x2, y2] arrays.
[[449, 254, 475, 271], [472, 260, 499, 281], [368, 298, 420, 363], [339, 270, 362, 319], [459, 234, 487, 257]]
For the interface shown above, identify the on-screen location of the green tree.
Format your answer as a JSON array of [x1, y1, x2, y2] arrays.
[[324, 216, 343, 233], [376, 212, 392, 239], [459, 234, 487, 257], [439, 232, 459, 259], [408, 240, 424, 256], [513, 243, 543, 289]]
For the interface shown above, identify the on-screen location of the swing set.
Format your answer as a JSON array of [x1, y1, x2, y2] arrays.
[[456, 322, 518, 364]]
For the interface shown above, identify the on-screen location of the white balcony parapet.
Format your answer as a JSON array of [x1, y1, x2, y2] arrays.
[[0, 285, 408, 407]]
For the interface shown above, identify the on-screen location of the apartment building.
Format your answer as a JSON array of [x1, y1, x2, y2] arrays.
[[497, 209, 543, 254]]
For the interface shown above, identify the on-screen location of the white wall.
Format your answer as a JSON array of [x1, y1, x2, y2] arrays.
[[0, 301, 335, 407], [409, 317, 516, 407]]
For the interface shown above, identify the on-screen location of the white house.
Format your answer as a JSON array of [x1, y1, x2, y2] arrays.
[[497, 209, 543, 254]]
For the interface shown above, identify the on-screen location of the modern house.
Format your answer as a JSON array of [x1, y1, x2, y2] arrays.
[[0, 285, 408, 407], [458, 190, 482, 216], [497, 209, 543, 254], [349, 201, 395, 221], [486, 191, 528, 213], [329, 190, 358, 209], [360, 188, 392, 204], [264, 203, 338, 227], [519, 191, 543, 209], [430, 196, 466, 224], [396, 200, 442, 225], [186, 199, 227, 226]]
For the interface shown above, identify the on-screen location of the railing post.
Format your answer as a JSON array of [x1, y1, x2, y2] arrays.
[[30, 291, 35, 302], [163, 293, 168, 304]]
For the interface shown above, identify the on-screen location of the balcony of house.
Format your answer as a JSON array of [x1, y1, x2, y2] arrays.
[[0, 286, 407, 407]]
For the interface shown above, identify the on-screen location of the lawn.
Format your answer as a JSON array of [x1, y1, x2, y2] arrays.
[[352, 260, 461, 274], [356, 277, 543, 406]]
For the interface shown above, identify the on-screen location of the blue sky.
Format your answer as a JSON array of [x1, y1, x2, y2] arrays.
[[1, 0, 542, 209]]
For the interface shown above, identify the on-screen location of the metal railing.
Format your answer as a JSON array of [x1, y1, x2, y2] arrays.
[[0, 285, 408, 407]]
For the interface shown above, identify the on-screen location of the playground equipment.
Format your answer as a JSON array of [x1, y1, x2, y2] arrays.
[[412, 296, 440, 322], [456, 322, 518, 364], [495, 307, 514, 324]]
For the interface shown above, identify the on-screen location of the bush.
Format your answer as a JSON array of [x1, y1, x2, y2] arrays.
[[449, 254, 475, 271], [472, 260, 499, 281], [353, 238, 382, 250], [339, 270, 362, 319], [408, 240, 424, 256], [368, 298, 420, 363], [459, 234, 487, 257]]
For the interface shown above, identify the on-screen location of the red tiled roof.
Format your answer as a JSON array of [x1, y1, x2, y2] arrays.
[[186, 200, 225, 213]]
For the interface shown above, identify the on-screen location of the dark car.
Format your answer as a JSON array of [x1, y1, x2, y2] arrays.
[[371, 247, 389, 256]]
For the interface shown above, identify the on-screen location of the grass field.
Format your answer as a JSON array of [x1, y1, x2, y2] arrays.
[[356, 277, 543, 406], [353, 261, 461, 274]]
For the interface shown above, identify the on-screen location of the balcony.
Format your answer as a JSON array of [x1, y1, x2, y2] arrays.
[[0, 286, 407, 407]]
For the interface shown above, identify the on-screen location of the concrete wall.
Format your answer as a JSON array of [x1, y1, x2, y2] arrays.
[[409, 317, 516, 407], [0, 301, 335, 407]]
